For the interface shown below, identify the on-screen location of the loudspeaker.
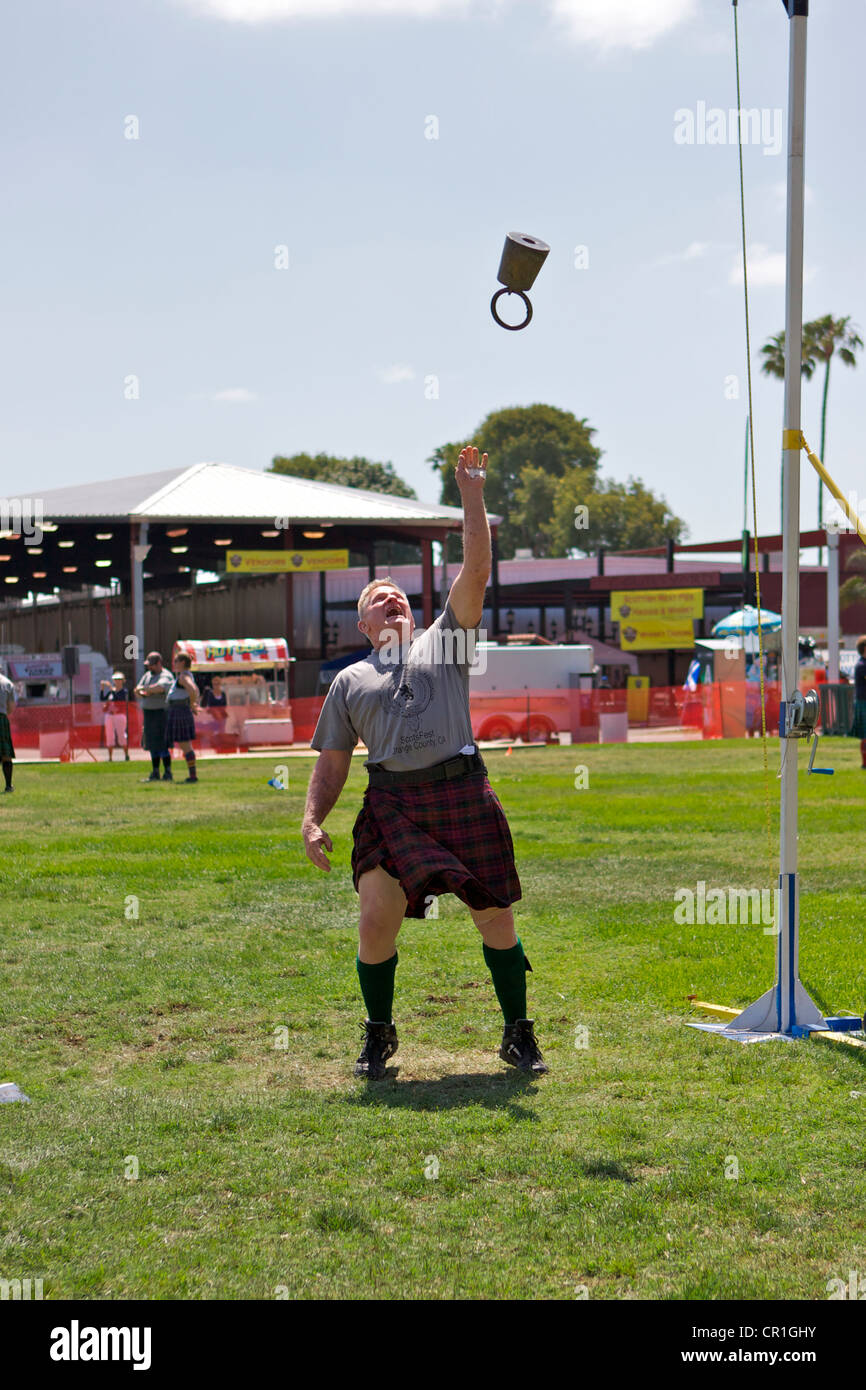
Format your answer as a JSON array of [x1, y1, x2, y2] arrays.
[[62, 645, 80, 677]]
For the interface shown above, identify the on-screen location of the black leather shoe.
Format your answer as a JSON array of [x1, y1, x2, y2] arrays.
[[499, 1019, 548, 1074], [353, 1020, 398, 1079]]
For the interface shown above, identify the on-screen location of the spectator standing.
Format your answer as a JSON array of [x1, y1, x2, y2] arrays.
[[135, 652, 173, 782], [166, 652, 201, 783], [850, 635, 866, 769], [101, 672, 130, 761]]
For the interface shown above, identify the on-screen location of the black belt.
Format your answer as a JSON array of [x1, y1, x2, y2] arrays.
[[366, 751, 486, 788]]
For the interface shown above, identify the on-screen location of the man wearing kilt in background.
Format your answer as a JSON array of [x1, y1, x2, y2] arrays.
[[0, 669, 17, 793], [303, 445, 547, 1080], [135, 652, 174, 783]]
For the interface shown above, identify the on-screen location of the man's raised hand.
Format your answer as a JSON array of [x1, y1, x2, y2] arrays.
[[456, 445, 488, 491]]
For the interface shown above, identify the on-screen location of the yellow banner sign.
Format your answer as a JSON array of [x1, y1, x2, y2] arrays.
[[226, 549, 349, 573], [611, 588, 704, 650]]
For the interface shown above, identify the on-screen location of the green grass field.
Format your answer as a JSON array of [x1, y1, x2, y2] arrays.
[[1, 741, 864, 1300]]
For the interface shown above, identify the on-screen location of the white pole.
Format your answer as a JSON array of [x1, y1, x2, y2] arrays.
[[732, 0, 825, 1037], [827, 529, 840, 682], [777, 8, 808, 1036], [131, 521, 149, 678]]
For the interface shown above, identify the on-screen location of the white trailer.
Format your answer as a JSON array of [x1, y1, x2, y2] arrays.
[[468, 642, 595, 742], [1, 645, 112, 706]]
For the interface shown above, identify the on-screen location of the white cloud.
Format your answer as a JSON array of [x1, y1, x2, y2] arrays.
[[211, 387, 258, 402], [548, 0, 696, 50], [656, 240, 708, 265], [176, 0, 486, 20], [728, 244, 816, 289], [653, 240, 736, 268], [171, 0, 694, 48], [377, 364, 416, 384]]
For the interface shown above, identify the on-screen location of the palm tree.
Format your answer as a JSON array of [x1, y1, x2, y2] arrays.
[[760, 329, 816, 532], [802, 316, 863, 554], [761, 317, 863, 560], [760, 329, 816, 382]]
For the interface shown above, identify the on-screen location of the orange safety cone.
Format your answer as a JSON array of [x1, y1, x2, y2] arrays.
[[505, 745, 513, 756]]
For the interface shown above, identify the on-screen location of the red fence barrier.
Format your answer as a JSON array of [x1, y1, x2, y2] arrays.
[[9, 702, 143, 755], [8, 681, 831, 756], [233, 684, 787, 746]]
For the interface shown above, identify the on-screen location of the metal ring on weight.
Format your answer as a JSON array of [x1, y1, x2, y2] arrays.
[[490, 288, 533, 331]]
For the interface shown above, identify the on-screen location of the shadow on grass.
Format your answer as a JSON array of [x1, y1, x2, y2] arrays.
[[581, 1158, 637, 1183], [809, 1032, 866, 1065], [344, 1069, 540, 1118]]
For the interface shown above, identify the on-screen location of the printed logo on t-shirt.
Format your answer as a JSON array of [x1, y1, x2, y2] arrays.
[[379, 670, 434, 721]]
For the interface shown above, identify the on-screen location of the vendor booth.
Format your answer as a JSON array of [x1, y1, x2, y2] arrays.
[[2, 645, 113, 706], [171, 638, 294, 749]]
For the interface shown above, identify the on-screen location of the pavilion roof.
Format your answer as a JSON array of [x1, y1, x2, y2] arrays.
[[15, 462, 479, 527]]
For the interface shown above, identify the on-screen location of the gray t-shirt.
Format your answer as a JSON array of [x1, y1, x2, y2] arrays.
[[137, 668, 173, 709], [311, 602, 478, 771]]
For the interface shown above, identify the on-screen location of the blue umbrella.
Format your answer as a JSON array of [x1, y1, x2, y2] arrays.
[[711, 605, 782, 637]]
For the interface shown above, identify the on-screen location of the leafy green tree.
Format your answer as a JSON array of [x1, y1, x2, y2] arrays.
[[429, 404, 601, 557], [551, 474, 686, 556], [269, 453, 418, 566], [430, 404, 683, 558], [270, 452, 417, 499], [512, 465, 561, 556]]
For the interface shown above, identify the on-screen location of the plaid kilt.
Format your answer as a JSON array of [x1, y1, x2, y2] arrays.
[[166, 704, 196, 745], [351, 771, 521, 920], [141, 707, 168, 754], [0, 712, 15, 760], [850, 699, 866, 740]]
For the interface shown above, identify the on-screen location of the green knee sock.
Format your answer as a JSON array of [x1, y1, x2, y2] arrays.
[[483, 938, 530, 1025], [357, 952, 398, 1024]]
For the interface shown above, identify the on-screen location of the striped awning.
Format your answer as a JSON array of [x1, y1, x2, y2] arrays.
[[172, 637, 289, 668]]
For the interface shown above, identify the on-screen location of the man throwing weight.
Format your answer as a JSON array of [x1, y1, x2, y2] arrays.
[[303, 445, 547, 1080]]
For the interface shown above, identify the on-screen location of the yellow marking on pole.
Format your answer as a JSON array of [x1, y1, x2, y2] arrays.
[[782, 429, 803, 450]]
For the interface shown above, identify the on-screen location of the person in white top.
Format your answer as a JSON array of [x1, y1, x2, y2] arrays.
[[100, 672, 130, 762]]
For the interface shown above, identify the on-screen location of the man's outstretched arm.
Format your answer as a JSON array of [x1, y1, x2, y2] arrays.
[[302, 748, 353, 872], [448, 445, 491, 629]]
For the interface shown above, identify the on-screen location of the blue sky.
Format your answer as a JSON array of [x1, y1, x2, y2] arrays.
[[2, 0, 863, 549]]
